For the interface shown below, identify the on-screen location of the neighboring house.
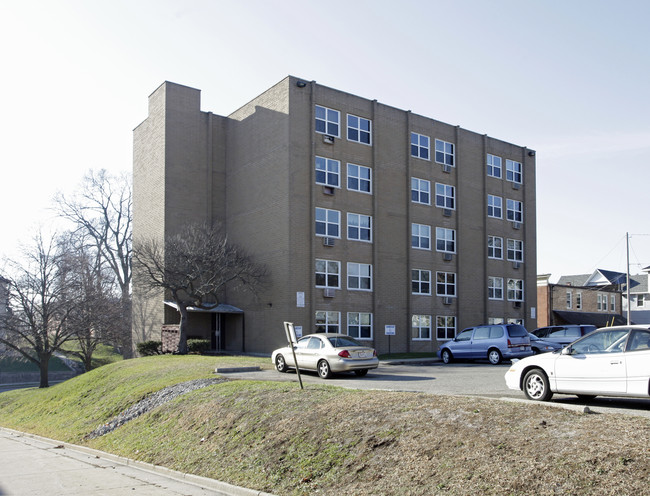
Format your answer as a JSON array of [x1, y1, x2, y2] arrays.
[[0, 276, 9, 352], [537, 269, 626, 329], [622, 265, 650, 324], [133, 77, 537, 355]]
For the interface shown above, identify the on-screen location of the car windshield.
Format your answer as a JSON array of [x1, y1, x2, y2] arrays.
[[328, 336, 363, 348], [571, 329, 630, 355]]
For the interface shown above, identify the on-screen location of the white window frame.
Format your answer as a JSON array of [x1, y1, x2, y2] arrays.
[[507, 279, 524, 302], [611, 295, 616, 312], [566, 291, 573, 309], [638, 294, 645, 308], [488, 276, 504, 300], [315, 207, 340, 238], [506, 159, 523, 184], [412, 269, 432, 295], [347, 262, 372, 291], [487, 154, 502, 178], [436, 227, 456, 253], [315, 310, 340, 333], [315, 105, 340, 137], [347, 163, 372, 194], [436, 315, 456, 341], [347, 114, 372, 145], [315, 156, 340, 188], [488, 194, 503, 219], [412, 223, 431, 250], [347, 312, 373, 340], [315, 259, 340, 289], [411, 132, 430, 160], [506, 199, 523, 223], [506, 239, 524, 263], [412, 314, 432, 341], [411, 177, 431, 205], [488, 236, 503, 259], [576, 292, 582, 310], [435, 183, 455, 210], [436, 271, 456, 297], [435, 139, 455, 167], [347, 213, 372, 243]]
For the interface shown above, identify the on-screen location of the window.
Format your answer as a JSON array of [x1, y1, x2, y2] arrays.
[[347, 114, 371, 145], [315, 156, 340, 187], [435, 183, 455, 209], [488, 195, 502, 219], [315, 105, 340, 137], [436, 316, 456, 340], [436, 227, 456, 253], [436, 271, 456, 297], [488, 277, 504, 300], [411, 178, 430, 205], [347, 163, 372, 193], [411, 132, 430, 160], [412, 314, 431, 340], [348, 312, 373, 339], [315, 311, 339, 333], [506, 159, 522, 184], [412, 269, 431, 295], [506, 199, 523, 223], [507, 239, 524, 262], [611, 295, 616, 312], [347, 262, 372, 291], [638, 295, 645, 308], [566, 291, 573, 309], [599, 294, 608, 311], [435, 139, 455, 166], [597, 294, 603, 311], [488, 236, 503, 259], [315, 259, 340, 288], [507, 279, 524, 302], [412, 223, 431, 250], [315, 207, 340, 238], [576, 292, 582, 310], [347, 213, 372, 242], [487, 154, 502, 178]]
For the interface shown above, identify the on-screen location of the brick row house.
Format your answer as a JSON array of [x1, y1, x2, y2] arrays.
[[132, 77, 537, 355]]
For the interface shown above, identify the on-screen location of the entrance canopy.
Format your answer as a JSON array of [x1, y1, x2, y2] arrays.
[[553, 310, 627, 327], [163, 300, 244, 314]]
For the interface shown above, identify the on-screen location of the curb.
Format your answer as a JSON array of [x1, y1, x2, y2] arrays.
[[215, 366, 262, 373], [0, 427, 275, 496]]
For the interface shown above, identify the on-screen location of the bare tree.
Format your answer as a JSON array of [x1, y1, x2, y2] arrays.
[[54, 169, 132, 355], [133, 223, 267, 354], [0, 234, 76, 388]]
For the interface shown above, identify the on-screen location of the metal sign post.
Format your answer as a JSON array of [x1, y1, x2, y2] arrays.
[[385, 325, 396, 356], [284, 321, 303, 389]]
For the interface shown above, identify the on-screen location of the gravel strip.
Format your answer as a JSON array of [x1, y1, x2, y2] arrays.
[[87, 378, 225, 439]]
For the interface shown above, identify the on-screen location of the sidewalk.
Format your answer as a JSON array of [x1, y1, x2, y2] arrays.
[[0, 428, 273, 496]]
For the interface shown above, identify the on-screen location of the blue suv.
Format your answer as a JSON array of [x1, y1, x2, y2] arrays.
[[438, 324, 533, 365]]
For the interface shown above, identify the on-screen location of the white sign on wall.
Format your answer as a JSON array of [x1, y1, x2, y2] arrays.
[[385, 325, 396, 336], [296, 292, 305, 308]]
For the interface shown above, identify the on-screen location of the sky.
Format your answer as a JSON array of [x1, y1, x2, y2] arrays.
[[1, 0, 649, 280]]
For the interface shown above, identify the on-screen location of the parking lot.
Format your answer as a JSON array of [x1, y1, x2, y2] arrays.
[[220, 360, 650, 418]]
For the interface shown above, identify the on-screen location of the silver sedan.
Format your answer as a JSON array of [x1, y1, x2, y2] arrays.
[[272, 333, 379, 379]]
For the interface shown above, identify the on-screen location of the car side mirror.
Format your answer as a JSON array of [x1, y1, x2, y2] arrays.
[[561, 347, 572, 356]]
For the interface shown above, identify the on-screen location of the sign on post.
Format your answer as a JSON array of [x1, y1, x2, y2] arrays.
[[283, 322, 303, 389]]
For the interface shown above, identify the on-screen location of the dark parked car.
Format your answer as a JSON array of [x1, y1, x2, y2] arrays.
[[531, 325, 596, 346], [528, 333, 563, 354], [438, 324, 533, 365]]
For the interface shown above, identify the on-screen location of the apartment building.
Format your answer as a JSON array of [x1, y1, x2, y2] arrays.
[[133, 77, 537, 355]]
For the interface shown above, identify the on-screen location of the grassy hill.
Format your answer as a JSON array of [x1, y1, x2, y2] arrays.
[[0, 355, 648, 495]]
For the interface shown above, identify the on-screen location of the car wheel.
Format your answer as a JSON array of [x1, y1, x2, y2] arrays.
[[317, 359, 332, 379], [275, 354, 288, 373], [441, 349, 453, 364], [531, 347, 540, 355], [487, 348, 502, 365], [354, 369, 368, 377], [523, 368, 553, 401]]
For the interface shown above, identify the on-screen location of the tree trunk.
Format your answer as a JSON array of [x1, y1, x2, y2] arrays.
[[177, 304, 189, 354], [39, 354, 50, 388]]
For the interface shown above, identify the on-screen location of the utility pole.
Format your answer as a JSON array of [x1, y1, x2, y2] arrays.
[[626, 232, 631, 325]]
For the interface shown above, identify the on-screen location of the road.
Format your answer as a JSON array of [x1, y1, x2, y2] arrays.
[[220, 360, 650, 418]]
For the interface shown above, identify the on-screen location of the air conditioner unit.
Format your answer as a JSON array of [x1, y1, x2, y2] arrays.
[[442, 164, 451, 173], [512, 182, 521, 190], [443, 208, 452, 217], [513, 301, 522, 308], [323, 135, 335, 144], [513, 222, 521, 230], [443, 252, 453, 262], [323, 237, 335, 247], [442, 296, 452, 305], [323, 288, 336, 298], [322, 186, 335, 195]]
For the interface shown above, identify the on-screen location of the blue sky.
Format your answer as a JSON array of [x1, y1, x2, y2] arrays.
[[1, 0, 649, 279]]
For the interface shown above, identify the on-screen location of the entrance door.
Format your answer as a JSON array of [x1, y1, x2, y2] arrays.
[[211, 313, 224, 352]]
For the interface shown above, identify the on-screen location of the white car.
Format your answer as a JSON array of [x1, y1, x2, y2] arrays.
[[505, 325, 650, 401], [272, 333, 379, 379]]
